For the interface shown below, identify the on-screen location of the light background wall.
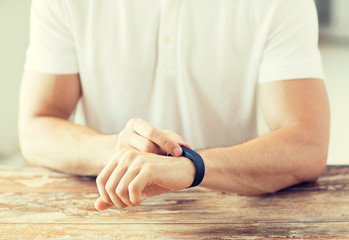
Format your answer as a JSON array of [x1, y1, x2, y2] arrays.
[[321, 0, 349, 38], [0, 0, 348, 165], [0, 0, 31, 156]]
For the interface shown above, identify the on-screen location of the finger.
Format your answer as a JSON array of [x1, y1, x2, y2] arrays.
[[163, 130, 192, 150], [116, 129, 134, 150], [130, 118, 182, 157], [96, 157, 119, 205], [105, 165, 129, 209], [129, 132, 164, 155], [128, 171, 150, 205], [116, 168, 140, 207], [95, 197, 113, 211]]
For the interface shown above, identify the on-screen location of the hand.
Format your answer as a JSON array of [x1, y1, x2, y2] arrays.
[[95, 150, 195, 210], [116, 118, 191, 156], [95, 118, 193, 210]]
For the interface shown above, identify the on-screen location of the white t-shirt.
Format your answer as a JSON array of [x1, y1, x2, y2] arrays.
[[25, 0, 324, 149]]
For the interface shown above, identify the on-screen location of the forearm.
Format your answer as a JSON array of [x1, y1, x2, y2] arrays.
[[198, 123, 328, 195], [19, 116, 117, 176]]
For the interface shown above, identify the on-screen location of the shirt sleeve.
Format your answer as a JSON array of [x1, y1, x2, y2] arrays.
[[258, 0, 325, 84], [24, 0, 78, 74]]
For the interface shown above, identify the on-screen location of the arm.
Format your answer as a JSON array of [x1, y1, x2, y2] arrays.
[[199, 78, 330, 194], [18, 71, 116, 175], [95, 78, 330, 209], [19, 72, 185, 176]]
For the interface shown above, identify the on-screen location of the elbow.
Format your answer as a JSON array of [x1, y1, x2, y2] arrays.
[[302, 129, 329, 182], [19, 143, 38, 167], [19, 120, 40, 167], [303, 148, 328, 183], [294, 120, 329, 184], [19, 138, 35, 167], [290, 143, 328, 190]]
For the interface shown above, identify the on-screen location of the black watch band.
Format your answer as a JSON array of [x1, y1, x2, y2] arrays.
[[180, 146, 205, 188]]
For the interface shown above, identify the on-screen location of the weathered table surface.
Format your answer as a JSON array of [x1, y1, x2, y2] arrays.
[[0, 165, 349, 239]]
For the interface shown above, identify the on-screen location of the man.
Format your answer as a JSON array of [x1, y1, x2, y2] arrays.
[[19, 0, 330, 211]]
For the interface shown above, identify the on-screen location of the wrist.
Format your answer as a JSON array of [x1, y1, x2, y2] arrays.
[[92, 134, 118, 175], [180, 146, 206, 188], [179, 156, 196, 188]]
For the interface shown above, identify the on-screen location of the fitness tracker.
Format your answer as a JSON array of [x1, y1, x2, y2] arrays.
[[180, 146, 205, 188]]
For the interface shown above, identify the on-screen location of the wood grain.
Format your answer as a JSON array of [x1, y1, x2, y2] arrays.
[[1, 223, 349, 239], [0, 165, 349, 239]]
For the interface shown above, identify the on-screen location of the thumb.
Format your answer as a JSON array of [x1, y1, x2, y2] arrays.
[[95, 197, 113, 211]]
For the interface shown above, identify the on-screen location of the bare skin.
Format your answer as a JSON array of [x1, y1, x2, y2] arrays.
[[19, 71, 330, 211], [18, 72, 185, 175]]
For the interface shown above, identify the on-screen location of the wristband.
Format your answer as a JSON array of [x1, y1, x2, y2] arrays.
[[180, 146, 205, 188]]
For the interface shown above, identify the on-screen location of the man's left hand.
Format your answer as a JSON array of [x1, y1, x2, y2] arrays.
[[95, 150, 195, 210]]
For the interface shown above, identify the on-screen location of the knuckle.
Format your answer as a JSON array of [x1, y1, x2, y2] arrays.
[[128, 118, 141, 127], [119, 150, 136, 165], [105, 183, 115, 195], [143, 143, 155, 153], [162, 139, 176, 152], [117, 158, 127, 168], [162, 129, 173, 135], [162, 140, 171, 149], [126, 118, 135, 128], [131, 198, 140, 205], [124, 149, 138, 159], [128, 183, 137, 194], [118, 130, 127, 139], [132, 156, 145, 169], [115, 186, 126, 198], [147, 127, 157, 139], [129, 185, 139, 200], [118, 130, 133, 144], [129, 117, 137, 124], [143, 163, 155, 175], [128, 185, 141, 205], [96, 175, 106, 188]]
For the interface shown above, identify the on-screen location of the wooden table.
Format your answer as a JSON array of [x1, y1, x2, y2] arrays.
[[0, 165, 349, 239]]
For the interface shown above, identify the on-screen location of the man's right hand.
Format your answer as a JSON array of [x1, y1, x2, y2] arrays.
[[116, 118, 191, 156]]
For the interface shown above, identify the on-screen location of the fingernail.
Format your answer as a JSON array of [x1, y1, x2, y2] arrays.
[[174, 147, 182, 157]]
